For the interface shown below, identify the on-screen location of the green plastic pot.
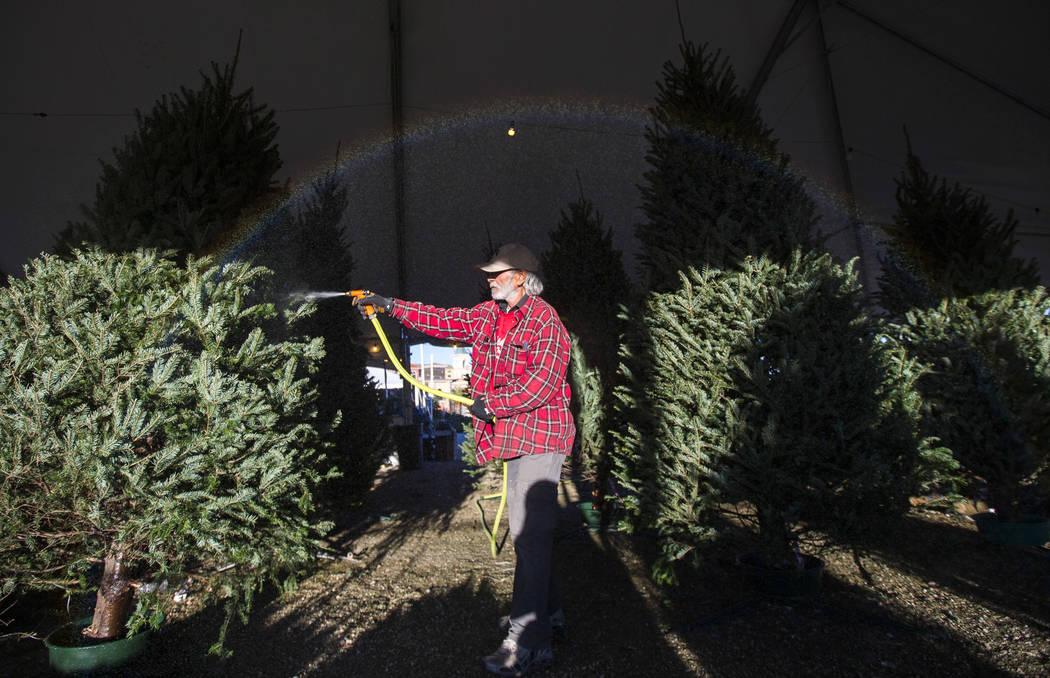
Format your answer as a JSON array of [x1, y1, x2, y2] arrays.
[[578, 501, 620, 532], [973, 512, 1050, 547], [578, 501, 602, 529], [740, 553, 824, 598], [44, 617, 152, 674]]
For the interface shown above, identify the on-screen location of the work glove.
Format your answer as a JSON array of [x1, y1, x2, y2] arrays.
[[354, 292, 393, 318], [469, 396, 495, 423]]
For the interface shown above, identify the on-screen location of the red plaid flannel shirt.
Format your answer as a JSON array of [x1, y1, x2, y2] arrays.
[[391, 295, 575, 464]]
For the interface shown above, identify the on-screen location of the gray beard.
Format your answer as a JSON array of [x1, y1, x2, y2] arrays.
[[489, 281, 515, 301]]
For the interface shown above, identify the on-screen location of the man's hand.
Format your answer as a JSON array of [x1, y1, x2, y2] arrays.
[[469, 396, 495, 423], [353, 292, 393, 318]]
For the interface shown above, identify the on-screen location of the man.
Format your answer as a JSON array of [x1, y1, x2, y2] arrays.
[[355, 243, 575, 676]]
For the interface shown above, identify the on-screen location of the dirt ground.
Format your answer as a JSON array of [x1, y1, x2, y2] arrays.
[[4, 459, 1049, 677]]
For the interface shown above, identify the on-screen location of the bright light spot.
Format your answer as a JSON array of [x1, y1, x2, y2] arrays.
[[507, 126, 516, 137]]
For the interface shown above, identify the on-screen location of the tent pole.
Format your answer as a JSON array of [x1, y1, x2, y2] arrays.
[[747, 0, 809, 105], [388, 0, 414, 424], [816, 1, 875, 293]]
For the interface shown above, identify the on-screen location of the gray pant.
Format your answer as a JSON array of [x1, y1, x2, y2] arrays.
[[505, 452, 565, 649]]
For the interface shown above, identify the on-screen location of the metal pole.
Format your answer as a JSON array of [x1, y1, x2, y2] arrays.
[[815, 1, 873, 293], [747, 0, 808, 105], [388, 0, 414, 424], [388, 0, 407, 298]]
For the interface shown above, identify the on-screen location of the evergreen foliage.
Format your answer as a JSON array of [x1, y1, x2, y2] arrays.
[[542, 186, 630, 377], [635, 40, 821, 292], [54, 44, 282, 259], [878, 140, 1048, 519], [0, 248, 334, 652], [616, 40, 911, 584], [458, 418, 492, 492], [568, 335, 606, 478], [541, 185, 629, 503], [878, 134, 1040, 315], [613, 254, 949, 581], [252, 168, 387, 510], [890, 290, 1050, 520]]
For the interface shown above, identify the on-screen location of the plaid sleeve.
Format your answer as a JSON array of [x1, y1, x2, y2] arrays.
[[390, 299, 484, 344]]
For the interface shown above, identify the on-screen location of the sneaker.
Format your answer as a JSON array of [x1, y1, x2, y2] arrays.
[[497, 609, 565, 640], [482, 638, 553, 677]]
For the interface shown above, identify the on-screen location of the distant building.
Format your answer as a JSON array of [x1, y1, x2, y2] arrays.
[[411, 347, 472, 415], [451, 347, 470, 385]]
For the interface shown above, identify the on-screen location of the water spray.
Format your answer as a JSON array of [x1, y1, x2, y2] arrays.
[[298, 291, 351, 300]]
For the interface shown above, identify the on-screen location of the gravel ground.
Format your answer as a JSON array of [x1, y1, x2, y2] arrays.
[[4, 459, 1049, 677]]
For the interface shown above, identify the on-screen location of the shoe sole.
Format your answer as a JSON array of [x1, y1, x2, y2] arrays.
[[497, 619, 566, 642]]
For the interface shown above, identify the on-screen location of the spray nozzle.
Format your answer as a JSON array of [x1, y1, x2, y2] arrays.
[[348, 290, 377, 317]]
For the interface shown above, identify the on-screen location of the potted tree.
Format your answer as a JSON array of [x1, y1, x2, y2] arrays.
[[893, 289, 1050, 545], [614, 38, 958, 592], [614, 253, 952, 592], [877, 138, 1049, 546], [567, 338, 613, 531], [0, 248, 335, 671]]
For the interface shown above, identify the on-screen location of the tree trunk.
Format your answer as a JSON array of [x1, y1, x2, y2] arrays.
[[85, 553, 133, 640]]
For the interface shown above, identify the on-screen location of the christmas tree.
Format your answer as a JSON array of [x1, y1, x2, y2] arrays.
[[0, 249, 334, 652], [614, 39, 946, 582], [635, 40, 821, 293], [878, 139, 1048, 518], [56, 33, 383, 512], [54, 35, 282, 258], [542, 182, 630, 376], [617, 37, 821, 539], [568, 335, 606, 479], [541, 183, 630, 503], [878, 131, 1040, 315], [251, 165, 387, 511], [614, 254, 948, 580], [892, 290, 1050, 520]]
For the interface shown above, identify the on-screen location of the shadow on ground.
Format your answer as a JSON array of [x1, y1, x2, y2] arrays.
[[325, 459, 481, 564], [847, 511, 1050, 634], [4, 462, 1047, 676], [621, 506, 1048, 677]]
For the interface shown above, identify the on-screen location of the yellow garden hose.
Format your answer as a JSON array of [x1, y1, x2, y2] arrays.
[[476, 465, 509, 558], [349, 290, 507, 556], [356, 291, 472, 403]]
